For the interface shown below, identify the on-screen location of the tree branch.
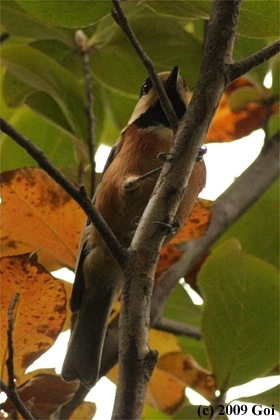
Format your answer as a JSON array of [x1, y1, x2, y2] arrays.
[[112, 1, 243, 419], [75, 29, 97, 195], [6, 293, 20, 389], [153, 317, 201, 340], [111, 0, 178, 131], [0, 117, 126, 268], [0, 380, 34, 420], [227, 39, 280, 83]]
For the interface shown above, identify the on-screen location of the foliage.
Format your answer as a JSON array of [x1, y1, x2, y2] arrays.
[[0, 1, 279, 419]]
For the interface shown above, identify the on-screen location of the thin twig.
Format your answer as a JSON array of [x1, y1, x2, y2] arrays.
[[6, 293, 20, 389], [0, 380, 34, 420], [227, 39, 280, 83], [83, 48, 96, 195], [153, 317, 201, 340], [0, 117, 126, 268], [1, 294, 35, 420], [111, 0, 178, 131], [75, 30, 97, 195]]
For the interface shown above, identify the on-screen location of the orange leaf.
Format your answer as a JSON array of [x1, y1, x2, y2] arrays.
[[0, 253, 67, 382], [169, 199, 212, 245], [2, 373, 79, 419], [1, 168, 86, 271], [146, 351, 216, 415], [157, 352, 216, 401], [206, 77, 271, 143], [147, 368, 186, 414], [156, 199, 212, 279]]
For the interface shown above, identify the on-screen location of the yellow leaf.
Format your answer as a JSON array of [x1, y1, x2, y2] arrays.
[[70, 401, 97, 420], [149, 329, 181, 356]]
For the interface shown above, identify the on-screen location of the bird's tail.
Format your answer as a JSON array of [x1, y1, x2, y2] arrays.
[[61, 284, 116, 389]]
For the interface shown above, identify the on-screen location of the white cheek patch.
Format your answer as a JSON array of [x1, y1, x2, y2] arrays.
[[127, 91, 157, 125]]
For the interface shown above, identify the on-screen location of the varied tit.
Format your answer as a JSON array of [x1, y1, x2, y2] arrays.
[[61, 66, 206, 389]]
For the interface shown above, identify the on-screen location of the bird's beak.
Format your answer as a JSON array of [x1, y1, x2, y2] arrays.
[[165, 65, 180, 91]]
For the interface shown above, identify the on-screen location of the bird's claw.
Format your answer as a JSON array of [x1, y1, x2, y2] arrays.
[[157, 152, 175, 162], [153, 217, 181, 237], [196, 146, 207, 162]]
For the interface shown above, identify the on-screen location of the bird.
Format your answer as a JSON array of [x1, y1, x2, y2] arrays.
[[61, 66, 206, 389]]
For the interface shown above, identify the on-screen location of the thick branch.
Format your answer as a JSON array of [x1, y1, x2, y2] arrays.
[[227, 39, 280, 83], [111, 0, 178, 130], [0, 117, 126, 268], [112, 1, 243, 419]]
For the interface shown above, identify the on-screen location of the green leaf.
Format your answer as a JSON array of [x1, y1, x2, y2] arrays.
[[228, 86, 263, 112], [262, 178, 279, 202], [178, 336, 209, 370], [164, 283, 202, 329], [163, 284, 209, 368], [267, 111, 280, 140], [2, 71, 74, 136], [271, 55, 280, 98], [143, 405, 172, 420], [233, 36, 269, 85], [1, 44, 88, 141], [147, 0, 279, 38], [1, 0, 72, 42], [238, 384, 280, 412], [238, 0, 280, 38], [218, 186, 279, 269], [143, 0, 211, 20], [0, 108, 77, 173], [2, 70, 35, 107], [16, 0, 112, 28], [30, 40, 83, 78], [199, 239, 279, 391], [93, 14, 203, 92]]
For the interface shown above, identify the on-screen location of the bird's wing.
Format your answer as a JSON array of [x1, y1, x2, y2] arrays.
[[70, 140, 122, 313]]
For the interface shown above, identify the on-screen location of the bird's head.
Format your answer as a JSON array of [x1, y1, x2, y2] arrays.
[[128, 66, 189, 129]]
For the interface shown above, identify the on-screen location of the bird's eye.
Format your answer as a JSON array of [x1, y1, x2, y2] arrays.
[[140, 79, 152, 97]]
